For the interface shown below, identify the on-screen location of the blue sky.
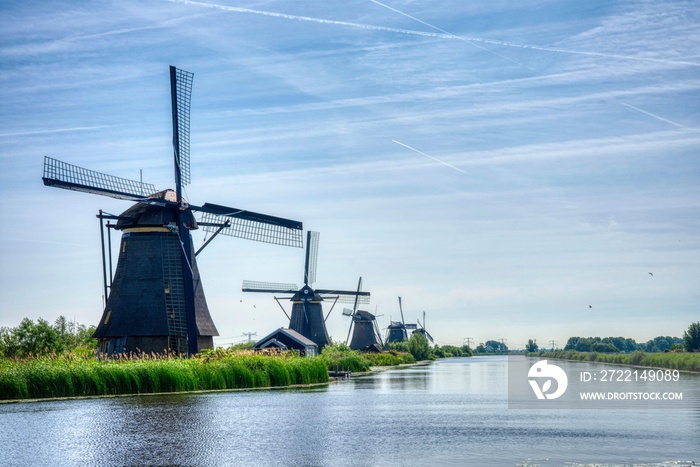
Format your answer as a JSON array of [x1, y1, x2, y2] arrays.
[[1, 0, 698, 349]]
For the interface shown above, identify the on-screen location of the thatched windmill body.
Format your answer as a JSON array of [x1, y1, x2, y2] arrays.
[[385, 297, 417, 343], [342, 278, 383, 351]]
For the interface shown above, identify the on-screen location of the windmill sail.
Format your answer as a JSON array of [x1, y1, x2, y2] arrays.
[[316, 289, 370, 304], [242, 280, 298, 294], [42, 157, 156, 201], [170, 66, 193, 188], [305, 231, 319, 286], [197, 203, 303, 248]]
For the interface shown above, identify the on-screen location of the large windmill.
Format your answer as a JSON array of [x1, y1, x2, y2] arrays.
[[342, 278, 383, 351], [42, 66, 304, 357], [242, 231, 369, 350], [385, 296, 417, 343]]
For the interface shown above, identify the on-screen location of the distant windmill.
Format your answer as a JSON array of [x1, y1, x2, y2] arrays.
[[42, 66, 303, 357], [242, 231, 369, 350], [385, 296, 417, 343], [412, 311, 434, 343], [342, 278, 383, 351]]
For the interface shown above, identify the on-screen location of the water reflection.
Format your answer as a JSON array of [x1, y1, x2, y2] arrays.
[[1, 356, 698, 466]]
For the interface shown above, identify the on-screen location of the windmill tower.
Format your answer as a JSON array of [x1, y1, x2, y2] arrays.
[[342, 278, 383, 351], [42, 66, 303, 357], [242, 231, 369, 350], [412, 311, 434, 344], [385, 297, 416, 343]]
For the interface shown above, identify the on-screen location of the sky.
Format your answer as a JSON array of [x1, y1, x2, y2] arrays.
[[0, 0, 698, 350]]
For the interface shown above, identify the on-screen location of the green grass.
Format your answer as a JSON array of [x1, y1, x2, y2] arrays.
[[319, 344, 416, 372], [534, 350, 700, 372], [363, 351, 416, 367], [0, 350, 329, 401]]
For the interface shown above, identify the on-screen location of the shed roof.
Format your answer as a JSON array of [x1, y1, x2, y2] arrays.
[[255, 327, 318, 349]]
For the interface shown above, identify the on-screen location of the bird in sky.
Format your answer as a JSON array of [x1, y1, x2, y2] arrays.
[[589, 305, 592, 308], [649, 272, 654, 276]]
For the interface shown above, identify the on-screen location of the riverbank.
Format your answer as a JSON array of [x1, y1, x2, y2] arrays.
[[532, 349, 700, 372], [0, 351, 330, 401], [0, 347, 429, 402]]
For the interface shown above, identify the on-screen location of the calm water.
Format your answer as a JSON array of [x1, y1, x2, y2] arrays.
[[1, 356, 699, 466]]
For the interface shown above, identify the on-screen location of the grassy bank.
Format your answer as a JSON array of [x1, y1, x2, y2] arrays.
[[320, 345, 416, 372], [534, 350, 700, 372], [0, 350, 329, 401]]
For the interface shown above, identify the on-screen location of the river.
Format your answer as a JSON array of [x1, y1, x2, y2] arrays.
[[1, 356, 698, 466]]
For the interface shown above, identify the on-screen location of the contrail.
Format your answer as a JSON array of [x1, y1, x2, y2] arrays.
[[0, 125, 116, 138], [164, 0, 451, 38], [392, 140, 468, 175], [367, 0, 539, 73], [620, 103, 700, 133], [163, 0, 699, 68]]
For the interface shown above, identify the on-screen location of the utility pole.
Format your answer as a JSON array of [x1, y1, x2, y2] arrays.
[[549, 339, 557, 351], [463, 337, 474, 348], [242, 332, 258, 343]]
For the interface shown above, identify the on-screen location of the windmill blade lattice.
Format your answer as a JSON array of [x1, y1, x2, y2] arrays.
[[242, 280, 298, 294], [197, 204, 303, 248], [305, 231, 319, 286], [170, 66, 193, 187], [42, 157, 156, 201], [318, 292, 370, 305]]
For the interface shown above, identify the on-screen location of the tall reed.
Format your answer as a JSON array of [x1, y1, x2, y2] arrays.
[[0, 351, 329, 401]]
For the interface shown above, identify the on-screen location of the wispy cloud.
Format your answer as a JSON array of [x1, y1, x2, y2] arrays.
[[163, 0, 700, 67]]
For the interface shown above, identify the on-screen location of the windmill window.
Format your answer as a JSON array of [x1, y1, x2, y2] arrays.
[[164, 281, 171, 294], [104, 310, 112, 324]]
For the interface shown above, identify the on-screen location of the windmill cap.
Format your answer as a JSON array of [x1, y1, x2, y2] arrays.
[[354, 310, 376, 321], [291, 284, 322, 301], [115, 189, 197, 230]]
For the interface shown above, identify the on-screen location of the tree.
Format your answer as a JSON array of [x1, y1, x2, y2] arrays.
[[574, 338, 591, 352], [13, 318, 60, 357], [525, 339, 538, 352], [0, 316, 97, 358], [484, 340, 507, 353], [683, 322, 700, 352], [0, 327, 19, 358], [564, 337, 580, 351], [591, 342, 618, 353], [408, 332, 432, 361]]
